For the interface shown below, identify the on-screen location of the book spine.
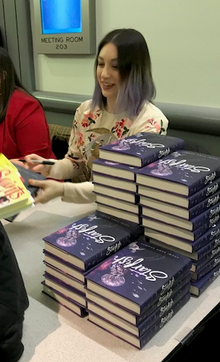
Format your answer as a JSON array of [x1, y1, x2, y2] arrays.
[[188, 191, 220, 219], [192, 245, 220, 273], [138, 283, 190, 336], [140, 262, 191, 314], [190, 251, 220, 281], [188, 179, 220, 208], [190, 202, 220, 230], [192, 214, 220, 240], [191, 224, 220, 251], [195, 238, 220, 260], [190, 264, 220, 296], [140, 292, 190, 348], [188, 168, 220, 196]]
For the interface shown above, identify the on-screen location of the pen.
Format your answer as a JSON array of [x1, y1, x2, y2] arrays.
[[19, 159, 55, 165]]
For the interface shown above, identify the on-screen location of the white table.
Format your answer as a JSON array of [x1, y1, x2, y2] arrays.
[[3, 198, 220, 362]]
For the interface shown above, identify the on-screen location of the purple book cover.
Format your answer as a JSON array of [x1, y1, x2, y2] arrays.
[[190, 264, 220, 296], [99, 133, 185, 167], [85, 239, 192, 315], [136, 150, 220, 196], [43, 211, 143, 271]]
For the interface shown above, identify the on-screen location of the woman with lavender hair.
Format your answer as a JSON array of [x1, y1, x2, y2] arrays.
[[24, 28, 169, 204]]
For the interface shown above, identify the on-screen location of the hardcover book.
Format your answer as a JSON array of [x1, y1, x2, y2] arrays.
[[0, 153, 34, 220], [191, 244, 220, 272], [136, 150, 220, 196], [88, 288, 190, 338], [93, 184, 139, 204], [85, 239, 192, 315], [42, 282, 87, 317], [190, 250, 220, 281], [98, 132, 185, 167], [144, 222, 220, 252], [86, 271, 191, 325], [95, 194, 139, 214], [43, 273, 86, 307], [142, 216, 219, 241], [88, 291, 190, 349], [43, 211, 143, 271], [138, 178, 220, 209], [148, 235, 220, 262], [190, 264, 220, 296], [43, 252, 86, 283], [44, 264, 85, 293], [141, 202, 220, 231], [92, 172, 137, 192], [140, 191, 220, 220], [6, 163, 46, 222], [96, 203, 140, 224], [92, 158, 139, 181]]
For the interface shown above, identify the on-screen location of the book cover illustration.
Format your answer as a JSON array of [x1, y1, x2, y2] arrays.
[[0, 153, 34, 220], [136, 150, 220, 196], [99, 133, 185, 167], [43, 211, 143, 271], [85, 239, 192, 315]]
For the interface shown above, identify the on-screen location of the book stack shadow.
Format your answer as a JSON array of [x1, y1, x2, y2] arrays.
[[92, 132, 185, 224], [85, 238, 192, 349], [136, 150, 220, 297], [41, 210, 143, 317]]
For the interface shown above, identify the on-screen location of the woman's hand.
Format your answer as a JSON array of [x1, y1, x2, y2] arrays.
[[29, 179, 64, 204], [24, 154, 53, 177]]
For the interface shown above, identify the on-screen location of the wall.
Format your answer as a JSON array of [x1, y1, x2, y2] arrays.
[[32, 0, 220, 109]]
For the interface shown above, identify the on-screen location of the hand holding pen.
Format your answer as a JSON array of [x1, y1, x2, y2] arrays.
[[21, 154, 55, 177]]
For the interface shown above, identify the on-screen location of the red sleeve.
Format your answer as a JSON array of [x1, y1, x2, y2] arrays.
[[9, 90, 56, 159]]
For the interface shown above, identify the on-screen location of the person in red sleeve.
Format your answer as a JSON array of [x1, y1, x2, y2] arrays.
[[0, 46, 56, 163]]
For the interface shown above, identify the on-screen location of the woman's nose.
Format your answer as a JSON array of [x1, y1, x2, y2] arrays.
[[101, 65, 110, 78]]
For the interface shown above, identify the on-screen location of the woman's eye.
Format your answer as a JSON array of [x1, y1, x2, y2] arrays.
[[97, 63, 104, 67]]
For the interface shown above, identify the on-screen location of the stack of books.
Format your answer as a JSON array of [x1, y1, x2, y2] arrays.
[[85, 238, 192, 349], [92, 132, 185, 224], [135, 150, 220, 296], [41, 210, 143, 317]]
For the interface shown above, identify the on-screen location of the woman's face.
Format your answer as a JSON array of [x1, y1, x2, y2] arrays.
[[96, 43, 121, 111]]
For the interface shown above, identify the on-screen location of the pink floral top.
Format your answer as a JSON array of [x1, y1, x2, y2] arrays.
[[68, 99, 169, 164], [49, 99, 169, 183]]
